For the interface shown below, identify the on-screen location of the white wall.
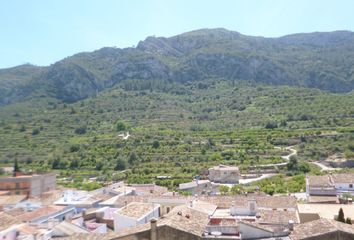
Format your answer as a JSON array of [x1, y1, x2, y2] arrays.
[[113, 205, 160, 232], [0, 227, 19, 240], [335, 183, 354, 192], [239, 222, 273, 239], [113, 213, 136, 232], [91, 224, 107, 233], [137, 207, 160, 225]]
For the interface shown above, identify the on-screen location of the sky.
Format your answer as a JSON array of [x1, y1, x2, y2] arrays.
[[0, 0, 353, 69]]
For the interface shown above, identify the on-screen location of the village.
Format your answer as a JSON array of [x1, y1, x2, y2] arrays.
[[0, 163, 353, 240]]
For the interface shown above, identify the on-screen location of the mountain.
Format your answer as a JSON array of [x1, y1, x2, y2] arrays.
[[1, 28, 354, 105]]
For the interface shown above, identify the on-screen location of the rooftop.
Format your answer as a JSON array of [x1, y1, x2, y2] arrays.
[[258, 209, 300, 224], [307, 175, 333, 187], [190, 200, 217, 215], [298, 203, 354, 220], [307, 173, 354, 187], [0, 212, 21, 231], [53, 221, 89, 236], [0, 194, 27, 206], [331, 173, 354, 184], [199, 195, 298, 209], [115, 202, 158, 219], [18, 205, 66, 222], [290, 218, 354, 240], [160, 204, 210, 237]]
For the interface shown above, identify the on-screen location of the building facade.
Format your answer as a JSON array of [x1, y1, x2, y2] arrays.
[[0, 173, 56, 196], [208, 165, 240, 184]]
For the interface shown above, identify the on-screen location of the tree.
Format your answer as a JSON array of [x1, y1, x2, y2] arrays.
[[265, 121, 278, 129], [115, 158, 127, 171], [337, 208, 345, 223], [74, 126, 87, 135], [220, 185, 230, 195], [152, 140, 160, 149], [287, 156, 298, 171], [128, 151, 138, 165], [346, 217, 352, 225], [32, 128, 40, 135], [13, 158, 20, 176], [70, 159, 79, 169], [51, 157, 61, 169], [116, 121, 127, 131], [230, 185, 243, 195], [95, 161, 103, 171]]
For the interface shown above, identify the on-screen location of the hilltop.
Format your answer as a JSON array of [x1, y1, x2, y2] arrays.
[[1, 28, 354, 105]]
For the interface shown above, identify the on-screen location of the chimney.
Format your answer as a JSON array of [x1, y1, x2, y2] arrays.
[[230, 201, 236, 216], [82, 209, 87, 219], [150, 218, 157, 240], [248, 199, 257, 215], [288, 220, 294, 231], [95, 211, 105, 220]]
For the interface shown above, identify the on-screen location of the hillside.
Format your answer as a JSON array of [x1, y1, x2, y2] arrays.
[[1, 29, 354, 105], [0, 79, 353, 191]]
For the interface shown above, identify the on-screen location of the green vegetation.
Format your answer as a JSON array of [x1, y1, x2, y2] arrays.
[[2, 29, 354, 106], [251, 174, 306, 195], [0, 79, 353, 191], [337, 208, 345, 223]]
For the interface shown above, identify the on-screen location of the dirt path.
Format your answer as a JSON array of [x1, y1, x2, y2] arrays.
[[310, 161, 340, 171]]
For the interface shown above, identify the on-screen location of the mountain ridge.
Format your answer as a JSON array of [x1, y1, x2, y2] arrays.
[[1, 28, 354, 105]]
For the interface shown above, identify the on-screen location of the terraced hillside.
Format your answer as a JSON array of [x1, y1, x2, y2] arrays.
[[0, 79, 353, 192]]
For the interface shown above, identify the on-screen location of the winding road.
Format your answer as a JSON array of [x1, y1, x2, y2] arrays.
[[311, 161, 340, 172], [238, 146, 298, 184]]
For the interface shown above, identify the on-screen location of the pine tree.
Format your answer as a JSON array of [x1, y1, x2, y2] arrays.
[[337, 208, 345, 223], [346, 217, 352, 225], [13, 158, 20, 177]]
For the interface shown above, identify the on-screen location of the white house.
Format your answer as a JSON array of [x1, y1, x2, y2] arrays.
[[331, 173, 354, 193], [208, 165, 240, 184], [113, 202, 160, 232], [306, 173, 354, 203]]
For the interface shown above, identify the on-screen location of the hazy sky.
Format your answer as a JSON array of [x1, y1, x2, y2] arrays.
[[0, 0, 353, 68]]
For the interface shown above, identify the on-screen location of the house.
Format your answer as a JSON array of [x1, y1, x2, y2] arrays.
[[0, 173, 56, 196], [81, 206, 118, 230], [208, 164, 240, 184], [206, 196, 299, 239], [113, 202, 160, 231], [57, 195, 300, 240], [54, 190, 105, 208], [306, 173, 354, 203], [331, 173, 354, 193], [67, 205, 211, 240]]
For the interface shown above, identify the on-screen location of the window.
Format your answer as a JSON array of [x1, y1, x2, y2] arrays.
[[350, 184, 353, 188], [16, 183, 20, 188], [166, 207, 170, 213]]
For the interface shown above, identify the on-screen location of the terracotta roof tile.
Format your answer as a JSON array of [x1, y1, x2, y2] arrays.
[[0, 212, 21, 231], [18, 205, 65, 222], [290, 218, 354, 239]]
